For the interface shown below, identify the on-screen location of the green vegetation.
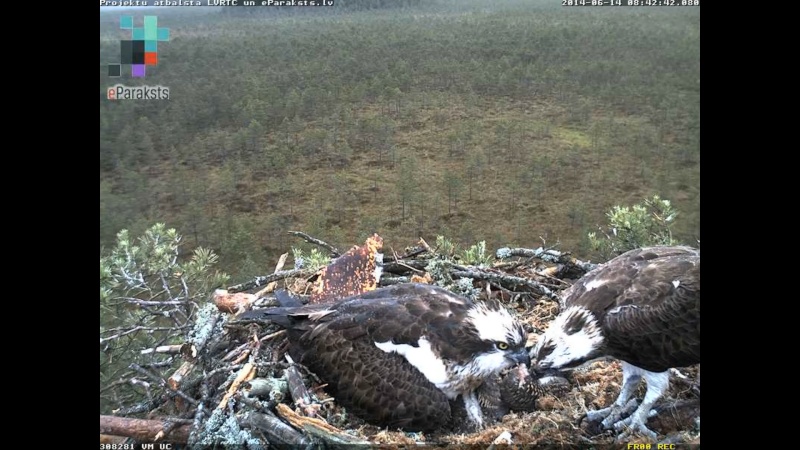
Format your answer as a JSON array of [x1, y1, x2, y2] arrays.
[[291, 246, 332, 272], [100, 0, 700, 279], [460, 240, 493, 268], [100, 224, 228, 414], [428, 235, 492, 267], [588, 194, 683, 260]]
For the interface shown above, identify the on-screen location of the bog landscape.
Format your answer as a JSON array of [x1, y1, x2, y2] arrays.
[[100, 1, 700, 447]]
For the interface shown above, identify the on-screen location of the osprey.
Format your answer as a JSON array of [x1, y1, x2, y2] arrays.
[[477, 365, 570, 417], [532, 246, 700, 439], [237, 283, 529, 431]]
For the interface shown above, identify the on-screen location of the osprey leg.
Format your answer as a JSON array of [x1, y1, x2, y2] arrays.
[[462, 390, 484, 429], [586, 361, 643, 425], [614, 368, 669, 440]]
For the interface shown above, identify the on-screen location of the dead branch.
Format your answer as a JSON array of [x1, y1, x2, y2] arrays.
[[288, 230, 341, 257], [261, 329, 287, 343], [450, 269, 559, 300], [418, 237, 432, 253], [204, 363, 246, 380], [227, 269, 309, 293], [285, 355, 319, 418], [535, 266, 573, 285], [213, 289, 257, 314], [256, 252, 290, 297], [241, 410, 316, 447], [383, 258, 428, 275], [496, 246, 598, 273], [221, 342, 251, 363], [383, 245, 428, 262], [244, 377, 286, 398], [99, 415, 190, 443], [379, 276, 411, 285], [140, 345, 184, 356], [276, 403, 370, 445], [167, 361, 195, 392], [165, 312, 220, 406], [129, 363, 198, 406], [187, 378, 212, 446], [118, 298, 193, 306], [238, 390, 274, 411], [113, 400, 160, 416], [100, 326, 157, 344], [217, 362, 256, 410], [220, 330, 285, 363]]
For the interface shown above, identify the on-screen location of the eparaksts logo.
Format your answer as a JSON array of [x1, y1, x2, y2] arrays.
[[107, 84, 170, 100]]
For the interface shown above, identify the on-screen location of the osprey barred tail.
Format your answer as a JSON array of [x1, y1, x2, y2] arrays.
[[237, 283, 529, 431], [532, 246, 700, 439]]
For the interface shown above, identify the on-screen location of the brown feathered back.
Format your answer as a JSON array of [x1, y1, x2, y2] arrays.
[[236, 283, 526, 431], [561, 246, 700, 371]]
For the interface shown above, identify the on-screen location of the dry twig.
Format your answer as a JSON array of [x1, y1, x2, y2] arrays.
[[242, 410, 316, 447], [227, 269, 309, 293], [288, 231, 341, 257], [276, 404, 370, 445]]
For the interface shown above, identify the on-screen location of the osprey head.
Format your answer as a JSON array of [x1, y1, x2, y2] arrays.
[[532, 305, 604, 371], [463, 301, 530, 375]]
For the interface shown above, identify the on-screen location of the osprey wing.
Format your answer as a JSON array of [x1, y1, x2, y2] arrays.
[[313, 283, 474, 346], [297, 322, 452, 431], [567, 246, 700, 372], [236, 284, 476, 431], [290, 284, 464, 431], [562, 246, 699, 311]]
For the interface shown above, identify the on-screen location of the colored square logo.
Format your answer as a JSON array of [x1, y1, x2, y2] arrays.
[[108, 16, 169, 79], [120, 40, 134, 64], [132, 65, 146, 78], [144, 16, 158, 40]]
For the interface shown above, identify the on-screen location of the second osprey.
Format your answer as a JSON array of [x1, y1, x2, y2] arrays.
[[237, 283, 530, 431]]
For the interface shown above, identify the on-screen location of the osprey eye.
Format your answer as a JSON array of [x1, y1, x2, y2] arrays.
[[496, 342, 509, 350]]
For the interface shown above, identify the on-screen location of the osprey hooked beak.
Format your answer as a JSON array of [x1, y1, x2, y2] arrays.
[[506, 348, 531, 367]]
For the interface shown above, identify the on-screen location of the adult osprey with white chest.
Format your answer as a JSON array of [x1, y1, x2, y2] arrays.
[[236, 283, 530, 431], [532, 246, 700, 439]]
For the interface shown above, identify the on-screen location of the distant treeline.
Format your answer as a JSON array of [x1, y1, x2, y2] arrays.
[[100, 2, 700, 279]]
